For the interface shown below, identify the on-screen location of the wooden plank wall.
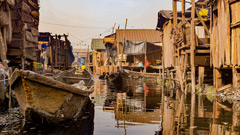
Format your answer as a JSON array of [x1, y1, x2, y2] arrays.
[[211, 0, 240, 68], [231, 1, 240, 66], [163, 21, 175, 68]]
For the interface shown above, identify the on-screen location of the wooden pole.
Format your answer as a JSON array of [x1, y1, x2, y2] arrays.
[[112, 23, 116, 34], [55, 35, 58, 68], [144, 41, 147, 74], [190, 0, 196, 93], [198, 67, 205, 88], [50, 36, 54, 73], [173, 0, 177, 26], [121, 18, 128, 69], [162, 35, 165, 88], [182, 0, 185, 21], [87, 45, 90, 71]]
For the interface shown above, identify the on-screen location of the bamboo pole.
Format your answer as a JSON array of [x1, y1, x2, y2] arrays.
[[190, 0, 196, 93], [120, 19, 128, 69]]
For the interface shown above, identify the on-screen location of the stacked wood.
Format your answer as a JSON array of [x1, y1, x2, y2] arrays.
[[7, 0, 40, 69], [0, 0, 14, 67]]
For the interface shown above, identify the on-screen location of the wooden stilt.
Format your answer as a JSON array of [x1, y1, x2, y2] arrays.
[[55, 35, 58, 68], [162, 35, 165, 87], [198, 67, 205, 88], [232, 66, 240, 91], [176, 66, 184, 92], [190, 0, 196, 93], [183, 54, 188, 94], [215, 68, 222, 91]]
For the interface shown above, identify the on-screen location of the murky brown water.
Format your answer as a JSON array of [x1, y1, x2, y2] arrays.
[[91, 77, 240, 135], [1, 77, 240, 135]]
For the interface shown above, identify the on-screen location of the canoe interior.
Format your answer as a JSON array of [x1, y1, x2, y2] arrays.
[[121, 69, 160, 78], [14, 77, 89, 123], [54, 69, 94, 87], [12, 69, 93, 123]]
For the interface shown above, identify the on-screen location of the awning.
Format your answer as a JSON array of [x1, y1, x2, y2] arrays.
[[123, 40, 146, 55]]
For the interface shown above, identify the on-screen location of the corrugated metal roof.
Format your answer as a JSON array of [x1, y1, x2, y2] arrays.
[[91, 38, 106, 50], [116, 29, 162, 44], [156, 10, 192, 30]]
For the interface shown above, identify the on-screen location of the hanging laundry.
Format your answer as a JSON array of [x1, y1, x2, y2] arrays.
[[170, 24, 184, 47]]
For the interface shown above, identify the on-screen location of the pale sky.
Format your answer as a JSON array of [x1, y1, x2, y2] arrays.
[[39, 0, 189, 49]]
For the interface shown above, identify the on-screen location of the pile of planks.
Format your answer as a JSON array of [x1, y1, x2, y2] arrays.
[[7, 0, 39, 69], [0, 0, 14, 68]]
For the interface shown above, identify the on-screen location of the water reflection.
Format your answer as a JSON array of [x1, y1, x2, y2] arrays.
[[92, 78, 162, 135], [2, 78, 240, 135], [92, 78, 240, 135]]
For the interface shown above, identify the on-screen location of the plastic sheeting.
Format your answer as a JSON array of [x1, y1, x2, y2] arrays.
[[123, 40, 146, 55]]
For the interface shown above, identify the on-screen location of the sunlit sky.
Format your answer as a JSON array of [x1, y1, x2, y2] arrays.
[[39, 0, 190, 49]]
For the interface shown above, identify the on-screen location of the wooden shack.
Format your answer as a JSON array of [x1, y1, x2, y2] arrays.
[[7, 0, 40, 69], [38, 33, 75, 70], [90, 38, 106, 74], [115, 29, 162, 67], [157, 0, 212, 92], [209, 0, 240, 90]]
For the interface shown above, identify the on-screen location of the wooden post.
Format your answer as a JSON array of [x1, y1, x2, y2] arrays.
[[232, 66, 240, 91], [190, 0, 196, 93], [121, 18, 128, 69], [144, 41, 147, 74], [55, 35, 58, 68], [162, 35, 165, 87], [87, 45, 90, 71], [182, 0, 185, 21], [49, 36, 54, 73], [214, 68, 222, 91], [173, 0, 177, 26], [183, 54, 188, 94], [190, 88, 196, 135], [198, 67, 205, 88]]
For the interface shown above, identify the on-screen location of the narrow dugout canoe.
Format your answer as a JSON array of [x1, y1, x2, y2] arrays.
[[121, 69, 160, 78], [107, 72, 121, 83], [11, 69, 94, 124]]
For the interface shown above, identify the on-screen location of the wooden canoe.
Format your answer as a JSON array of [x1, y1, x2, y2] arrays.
[[121, 69, 160, 78], [11, 69, 94, 124], [107, 72, 121, 83]]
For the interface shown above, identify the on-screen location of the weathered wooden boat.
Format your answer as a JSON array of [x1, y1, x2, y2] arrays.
[[107, 72, 123, 90], [11, 69, 94, 124], [121, 69, 160, 78], [107, 72, 121, 83]]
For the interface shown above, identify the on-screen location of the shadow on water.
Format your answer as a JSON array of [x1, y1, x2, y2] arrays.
[[0, 100, 94, 135], [20, 100, 95, 135], [93, 76, 240, 135]]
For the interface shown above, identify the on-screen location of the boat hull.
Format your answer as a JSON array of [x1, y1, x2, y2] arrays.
[[12, 69, 94, 124], [14, 79, 89, 124]]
